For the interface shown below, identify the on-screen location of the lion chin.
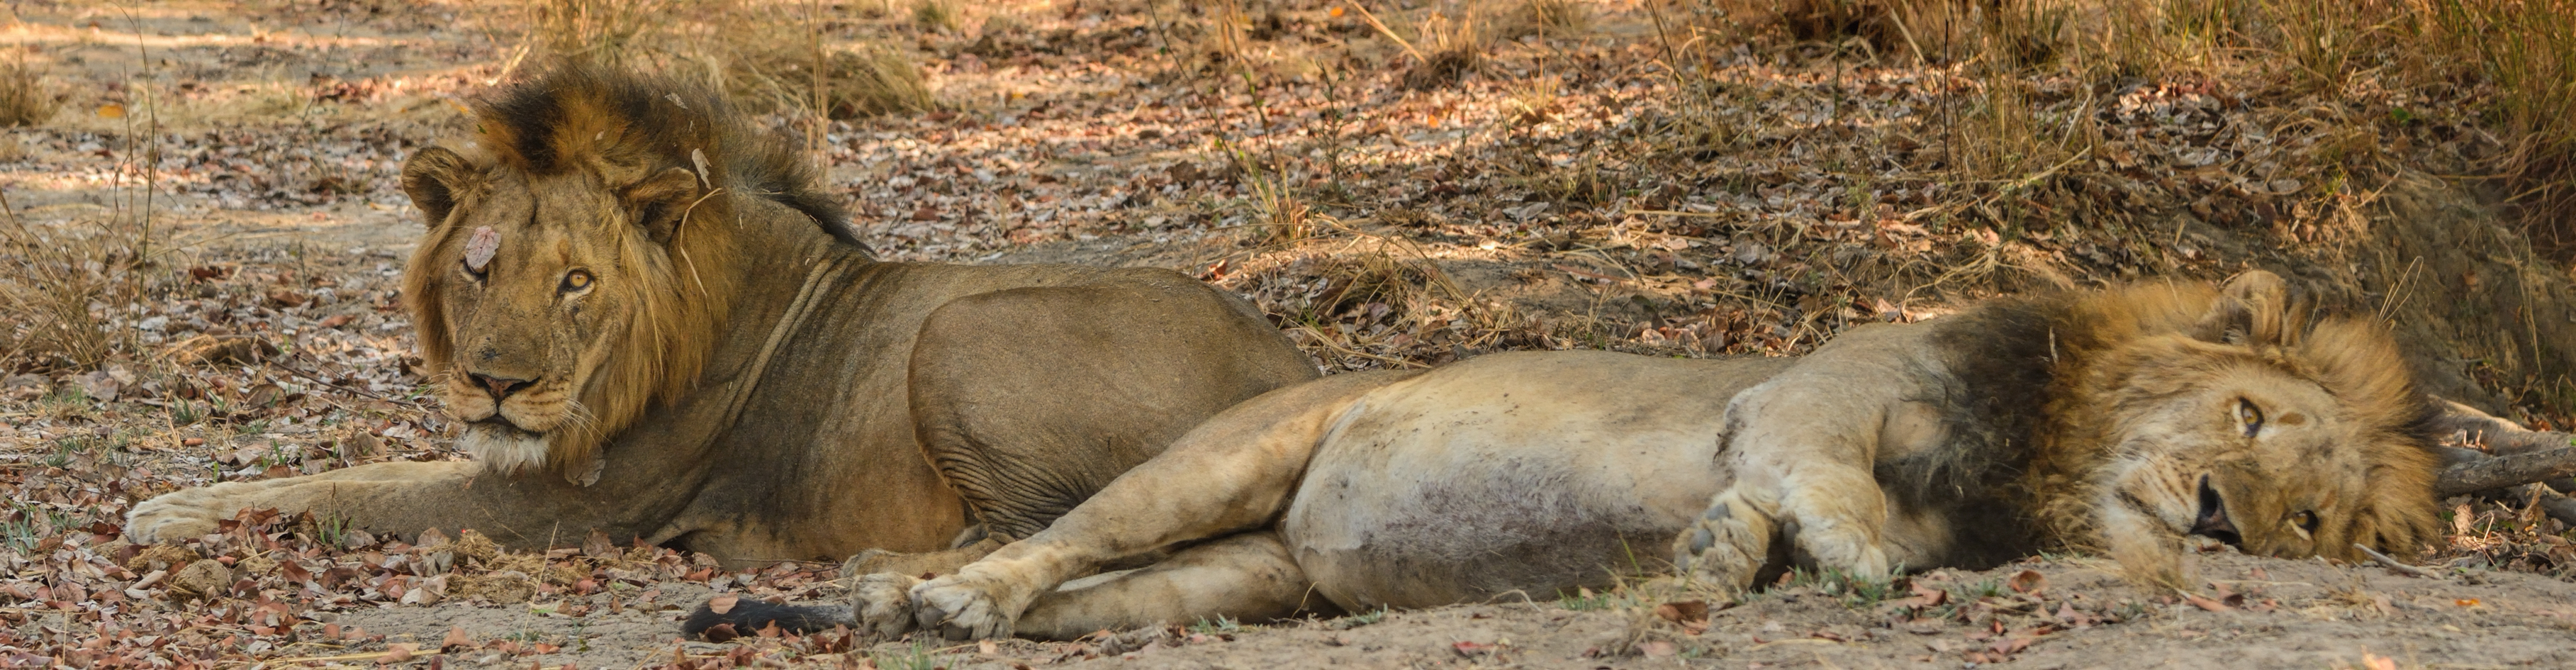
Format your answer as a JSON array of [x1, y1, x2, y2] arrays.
[[460, 422, 551, 476]]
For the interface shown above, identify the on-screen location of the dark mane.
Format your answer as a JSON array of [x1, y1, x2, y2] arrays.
[[476, 66, 867, 250]]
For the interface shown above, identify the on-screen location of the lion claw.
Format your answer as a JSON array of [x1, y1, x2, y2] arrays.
[[1674, 493, 1774, 593], [849, 573, 923, 639], [908, 574, 1014, 640]]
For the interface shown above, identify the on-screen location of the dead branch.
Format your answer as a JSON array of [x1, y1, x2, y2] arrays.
[[2511, 484, 2576, 527], [2430, 398, 2576, 456], [2437, 447, 2576, 497], [2429, 398, 2576, 496]]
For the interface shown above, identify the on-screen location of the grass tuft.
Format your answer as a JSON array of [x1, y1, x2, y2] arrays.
[[811, 46, 934, 119], [1402, 12, 1485, 91], [1494, 0, 1591, 41], [911, 0, 961, 34], [0, 61, 57, 128]]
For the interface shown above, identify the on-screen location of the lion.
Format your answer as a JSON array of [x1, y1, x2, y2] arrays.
[[693, 270, 2443, 640], [120, 67, 1318, 572]]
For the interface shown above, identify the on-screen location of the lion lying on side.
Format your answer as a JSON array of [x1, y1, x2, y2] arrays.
[[121, 67, 1317, 571], [698, 270, 2441, 640]]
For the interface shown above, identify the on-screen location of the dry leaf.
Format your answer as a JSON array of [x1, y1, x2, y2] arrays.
[[2005, 569, 2046, 595], [1653, 600, 1710, 634], [707, 593, 739, 614], [583, 528, 617, 558], [442, 626, 476, 652]]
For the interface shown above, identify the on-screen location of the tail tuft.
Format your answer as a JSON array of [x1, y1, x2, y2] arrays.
[[683, 599, 850, 641]]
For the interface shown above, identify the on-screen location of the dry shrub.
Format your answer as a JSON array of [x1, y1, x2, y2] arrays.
[[0, 60, 57, 128]]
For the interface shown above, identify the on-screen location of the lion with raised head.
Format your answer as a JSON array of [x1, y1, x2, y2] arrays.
[[698, 270, 2442, 640], [121, 67, 1317, 570]]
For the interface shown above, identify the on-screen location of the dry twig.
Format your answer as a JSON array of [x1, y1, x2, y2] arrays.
[[2353, 543, 2440, 579]]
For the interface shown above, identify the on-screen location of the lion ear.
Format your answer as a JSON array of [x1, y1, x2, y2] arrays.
[[2190, 270, 2297, 346], [401, 146, 478, 229], [620, 167, 703, 245]]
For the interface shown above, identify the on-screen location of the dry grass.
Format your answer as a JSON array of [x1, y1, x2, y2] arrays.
[[910, 0, 961, 34], [2424, 0, 2576, 250], [1493, 0, 1592, 41], [1222, 237, 1541, 372], [0, 60, 57, 128], [0, 203, 153, 371], [1651, 0, 2576, 258], [512, 0, 931, 120], [1403, 11, 1486, 91], [810, 46, 932, 118]]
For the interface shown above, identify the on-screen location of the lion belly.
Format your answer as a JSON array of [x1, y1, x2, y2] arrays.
[[1277, 351, 1793, 610]]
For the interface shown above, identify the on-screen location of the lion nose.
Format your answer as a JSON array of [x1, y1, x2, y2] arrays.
[[2190, 475, 2243, 546], [471, 373, 534, 400]]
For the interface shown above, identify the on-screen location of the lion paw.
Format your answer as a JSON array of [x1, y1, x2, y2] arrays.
[[908, 574, 1017, 640], [1672, 498, 1772, 593], [124, 483, 266, 544], [849, 573, 924, 639]]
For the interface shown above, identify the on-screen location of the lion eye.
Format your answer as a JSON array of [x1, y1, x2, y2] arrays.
[[560, 269, 594, 293], [2290, 510, 2319, 536], [2236, 398, 2264, 437]]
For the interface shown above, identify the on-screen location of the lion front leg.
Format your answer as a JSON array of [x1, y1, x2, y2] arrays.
[[125, 459, 661, 549], [125, 462, 484, 543], [1674, 375, 1911, 591]]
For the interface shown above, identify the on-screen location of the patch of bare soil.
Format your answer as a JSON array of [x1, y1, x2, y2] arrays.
[[327, 552, 2576, 669]]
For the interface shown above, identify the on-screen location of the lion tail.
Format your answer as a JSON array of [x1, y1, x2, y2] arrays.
[[682, 599, 853, 641]]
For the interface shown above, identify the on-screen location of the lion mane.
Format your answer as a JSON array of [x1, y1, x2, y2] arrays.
[[2026, 277, 2442, 569], [400, 69, 858, 478]]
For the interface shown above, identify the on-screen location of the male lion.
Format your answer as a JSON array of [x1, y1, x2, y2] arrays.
[[700, 270, 2442, 640], [121, 67, 1318, 569]]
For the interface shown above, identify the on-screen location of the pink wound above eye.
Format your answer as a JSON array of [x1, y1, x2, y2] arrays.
[[464, 225, 500, 271]]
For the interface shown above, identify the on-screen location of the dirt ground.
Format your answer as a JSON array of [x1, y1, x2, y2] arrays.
[[6, 0, 2576, 668]]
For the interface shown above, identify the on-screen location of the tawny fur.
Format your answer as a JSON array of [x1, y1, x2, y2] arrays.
[[125, 67, 1318, 569], [2025, 278, 2440, 581], [788, 271, 2447, 642]]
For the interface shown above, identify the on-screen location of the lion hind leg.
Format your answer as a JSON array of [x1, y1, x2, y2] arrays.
[[1011, 532, 1333, 641], [906, 281, 1318, 542], [900, 372, 1403, 640], [839, 537, 1005, 581]]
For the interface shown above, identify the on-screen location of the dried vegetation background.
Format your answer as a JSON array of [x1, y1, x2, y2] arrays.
[[2, 0, 2576, 667]]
